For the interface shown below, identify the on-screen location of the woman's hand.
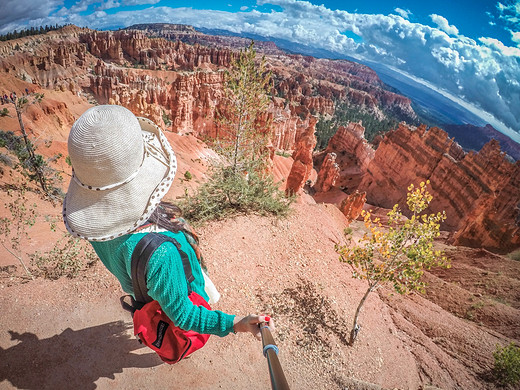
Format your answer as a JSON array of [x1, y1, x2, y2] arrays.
[[233, 315, 275, 340]]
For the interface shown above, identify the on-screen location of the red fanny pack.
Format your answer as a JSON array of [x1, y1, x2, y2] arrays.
[[130, 233, 211, 364]]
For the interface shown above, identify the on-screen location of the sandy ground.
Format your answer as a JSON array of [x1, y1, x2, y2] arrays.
[[1, 196, 519, 389]]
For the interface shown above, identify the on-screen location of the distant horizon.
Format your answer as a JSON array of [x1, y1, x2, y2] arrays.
[[2, 0, 520, 141]]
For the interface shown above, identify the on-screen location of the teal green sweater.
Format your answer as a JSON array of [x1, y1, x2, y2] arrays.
[[90, 231, 235, 337]]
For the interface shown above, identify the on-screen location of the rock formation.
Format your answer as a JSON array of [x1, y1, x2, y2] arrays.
[[285, 117, 318, 195], [339, 191, 366, 222], [0, 25, 518, 253], [314, 152, 340, 193], [319, 122, 375, 191], [0, 25, 418, 153], [358, 124, 520, 252]]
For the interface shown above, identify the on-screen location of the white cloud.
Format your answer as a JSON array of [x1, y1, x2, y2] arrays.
[[496, 0, 520, 26], [394, 8, 411, 20], [123, 0, 160, 5], [479, 36, 520, 56], [0, 0, 62, 27], [511, 30, 520, 44], [240, 6, 248, 11], [429, 14, 459, 36], [98, 0, 120, 11]]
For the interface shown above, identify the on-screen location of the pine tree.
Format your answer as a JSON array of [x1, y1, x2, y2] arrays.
[[215, 41, 272, 174]]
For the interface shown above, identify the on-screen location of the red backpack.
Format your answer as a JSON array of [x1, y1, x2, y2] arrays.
[[129, 233, 211, 364]]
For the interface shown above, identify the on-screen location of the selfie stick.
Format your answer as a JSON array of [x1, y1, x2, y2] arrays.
[[260, 321, 290, 390]]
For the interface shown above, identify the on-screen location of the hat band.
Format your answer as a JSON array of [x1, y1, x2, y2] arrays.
[[72, 147, 146, 192], [72, 166, 142, 191]]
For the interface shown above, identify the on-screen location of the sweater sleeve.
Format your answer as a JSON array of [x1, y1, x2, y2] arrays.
[[145, 242, 235, 337]]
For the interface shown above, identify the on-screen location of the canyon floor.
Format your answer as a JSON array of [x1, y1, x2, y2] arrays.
[[0, 155, 519, 389]]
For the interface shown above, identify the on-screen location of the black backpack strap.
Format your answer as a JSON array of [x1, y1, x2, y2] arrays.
[[131, 232, 195, 306]]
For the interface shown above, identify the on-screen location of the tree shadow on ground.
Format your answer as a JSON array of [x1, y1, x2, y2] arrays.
[[0, 320, 161, 389]]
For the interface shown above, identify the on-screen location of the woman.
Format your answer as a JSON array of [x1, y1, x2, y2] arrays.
[[63, 105, 273, 340]]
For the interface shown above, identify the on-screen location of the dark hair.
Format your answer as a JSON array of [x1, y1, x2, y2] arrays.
[[147, 201, 184, 232]]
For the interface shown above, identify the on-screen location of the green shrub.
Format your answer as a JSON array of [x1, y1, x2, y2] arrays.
[[275, 150, 291, 158], [184, 170, 193, 181], [180, 163, 293, 224], [0, 130, 62, 194], [0, 108, 9, 117], [493, 342, 520, 386], [507, 249, 520, 262], [30, 235, 97, 279], [162, 110, 171, 127], [0, 153, 14, 167]]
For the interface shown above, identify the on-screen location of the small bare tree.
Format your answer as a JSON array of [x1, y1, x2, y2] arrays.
[[9, 93, 49, 194], [0, 185, 37, 279], [336, 181, 449, 345]]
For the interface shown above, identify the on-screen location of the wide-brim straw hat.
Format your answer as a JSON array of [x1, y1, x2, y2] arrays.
[[63, 105, 177, 241]]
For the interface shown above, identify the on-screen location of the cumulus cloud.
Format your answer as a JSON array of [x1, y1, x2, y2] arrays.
[[98, 0, 121, 11], [512, 30, 520, 44], [394, 8, 411, 19], [0, 0, 62, 27], [479, 36, 520, 56], [429, 14, 459, 36]]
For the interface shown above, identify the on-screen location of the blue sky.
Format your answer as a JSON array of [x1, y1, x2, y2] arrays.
[[2, 0, 520, 140]]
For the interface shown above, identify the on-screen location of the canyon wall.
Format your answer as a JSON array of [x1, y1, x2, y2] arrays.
[[357, 124, 520, 253], [285, 117, 318, 195]]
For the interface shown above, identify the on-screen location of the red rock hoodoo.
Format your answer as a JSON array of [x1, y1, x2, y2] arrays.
[[285, 117, 318, 195], [339, 190, 367, 222], [314, 152, 340, 193], [320, 121, 375, 191]]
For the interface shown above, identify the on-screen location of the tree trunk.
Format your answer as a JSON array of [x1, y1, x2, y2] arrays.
[[15, 103, 48, 194], [349, 285, 375, 345]]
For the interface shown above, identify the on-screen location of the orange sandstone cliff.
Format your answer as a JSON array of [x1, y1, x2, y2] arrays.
[[357, 124, 519, 253]]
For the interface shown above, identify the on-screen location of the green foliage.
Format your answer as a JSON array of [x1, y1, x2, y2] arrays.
[[0, 24, 67, 41], [0, 108, 9, 117], [0, 130, 61, 194], [275, 150, 291, 158], [507, 249, 520, 261], [493, 342, 520, 386], [314, 103, 401, 151], [0, 153, 13, 167], [30, 235, 97, 279], [215, 41, 272, 173], [182, 41, 292, 224], [336, 181, 449, 344], [0, 131, 27, 157], [315, 116, 337, 151], [162, 110, 171, 127], [0, 184, 96, 280], [180, 163, 293, 224], [184, 170, 193, 181]]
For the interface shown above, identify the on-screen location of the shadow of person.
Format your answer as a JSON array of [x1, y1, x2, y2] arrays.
[[0, 320, 162, 389]]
